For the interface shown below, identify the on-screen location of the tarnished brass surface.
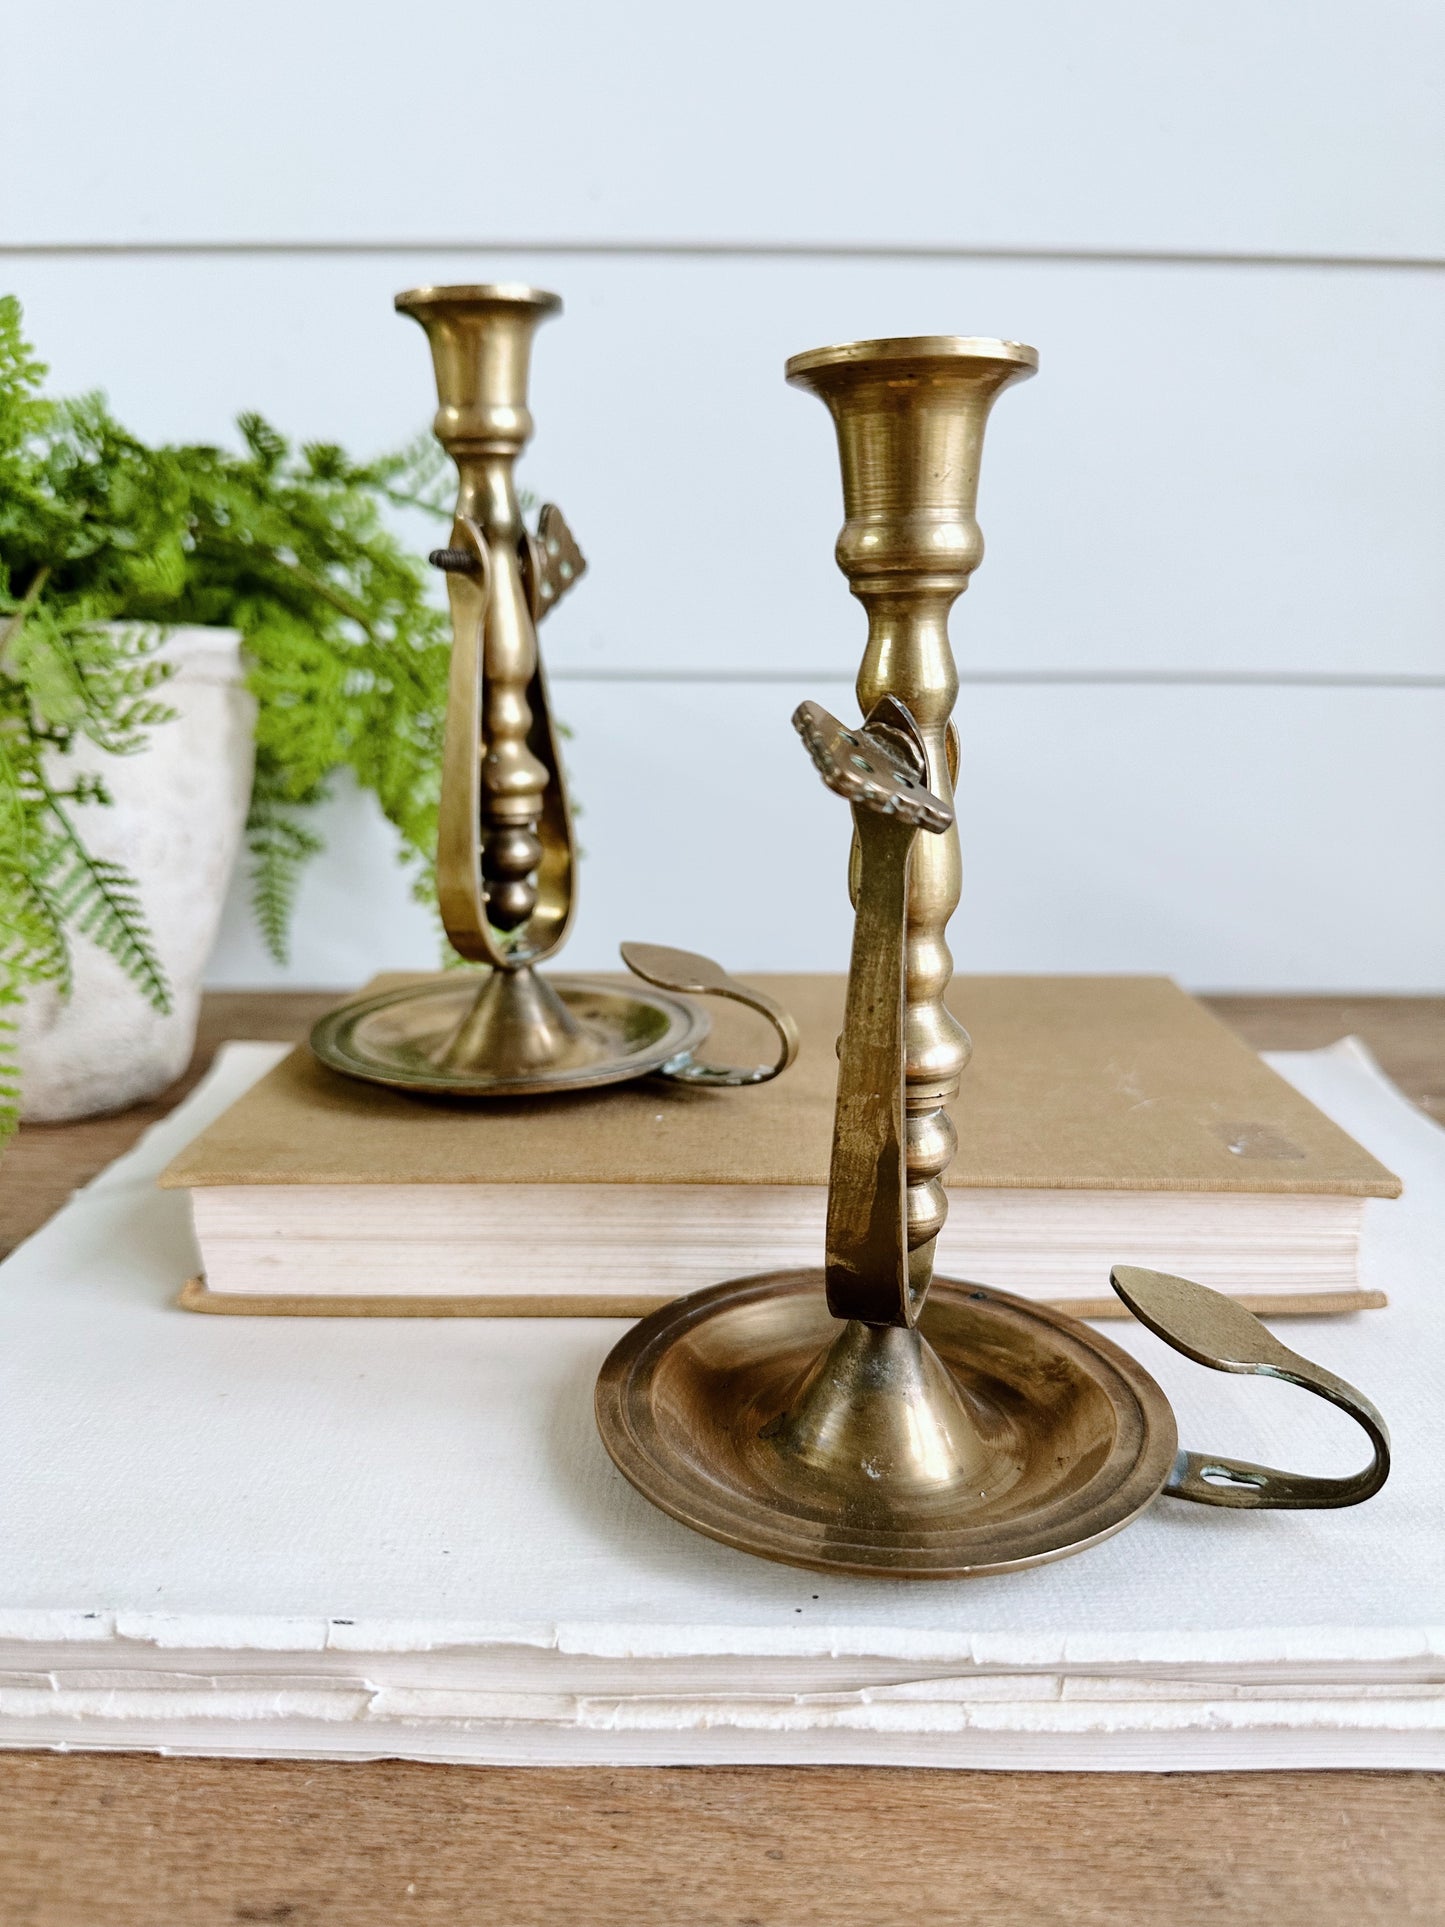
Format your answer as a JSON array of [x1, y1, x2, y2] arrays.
[[620, 945, 799, 1087], [793, 699, 953, 1328], [314, 285, 796, 1100], [398, 283, 579, 967], [592, 695, 1181, 1578], [594, 338, 1389, 1576], [1110, 1266, 1391, 1508], [595, 1255, 1392, 1576], [596, 1272, 1179, 1578], [311, 973, 705, 1099], [594, 696, 1389, 1573], [787, 336, 1037, 1306], [310, 944, 799, 1099]]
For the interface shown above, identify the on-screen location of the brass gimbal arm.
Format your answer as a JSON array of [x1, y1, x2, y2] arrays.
[[430, 505, 585, 972], [793, 697, 954, 1329]]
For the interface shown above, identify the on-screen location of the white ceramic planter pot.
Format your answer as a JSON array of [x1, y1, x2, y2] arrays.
[[18, 626, 256, 1122]]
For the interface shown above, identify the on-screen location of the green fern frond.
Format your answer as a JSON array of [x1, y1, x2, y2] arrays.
[[34, 802, 171, 1013], [238, 412, 288, 473], [0, 992, 20, 1141], [4, 606, 177, 754], [60, 771, 113, 807], [300, 442, 348, 484], [0, 294, 46, 401], [0, 853, 73, 994], [245, 798, 325, 965], [364, 432, 457, 519], [0, 848, 75, 1138]]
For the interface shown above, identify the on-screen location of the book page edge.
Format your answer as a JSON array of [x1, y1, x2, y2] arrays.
[[175, 1278, 1389, 1320]]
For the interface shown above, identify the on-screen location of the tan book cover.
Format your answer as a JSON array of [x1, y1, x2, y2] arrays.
[[164, 975, 1397, 1319], [164, 972, 1399, 1197]]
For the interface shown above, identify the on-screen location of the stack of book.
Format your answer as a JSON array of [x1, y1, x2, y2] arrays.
[[163, 974, 1398, 1318]]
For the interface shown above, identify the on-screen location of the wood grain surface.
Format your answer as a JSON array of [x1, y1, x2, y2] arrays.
[[2, 988, 1443, 1925], [2, 1755, 1444, 1927]]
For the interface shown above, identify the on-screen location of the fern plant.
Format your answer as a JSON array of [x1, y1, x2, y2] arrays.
[[0, 296, 457, 1140], [167, 417, 455, 959]]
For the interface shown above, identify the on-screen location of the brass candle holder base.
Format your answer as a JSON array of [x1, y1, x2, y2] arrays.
[[310, 972, 704, 1099], [596, 1262, 1390, 1579], [596, 1271, 1178, 1578], [311, 944, 796, 1099]]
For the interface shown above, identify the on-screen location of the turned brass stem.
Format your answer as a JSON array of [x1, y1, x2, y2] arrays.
[[395, 282, 576, 966], [787, 335, 1037, 1313]]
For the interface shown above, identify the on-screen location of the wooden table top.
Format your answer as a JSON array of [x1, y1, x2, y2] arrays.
[[3, 988, 1443, 1926]]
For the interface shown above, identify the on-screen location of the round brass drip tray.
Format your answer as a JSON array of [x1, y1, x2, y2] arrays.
[[311, 972, 709, 1099], [596, 1272, 1179, 1578]]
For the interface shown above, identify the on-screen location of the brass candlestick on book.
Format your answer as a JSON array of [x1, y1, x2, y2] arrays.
[[594, 337, 1390, 1577], [311, 284, 796, 1098], [596, 695, 1391, 1576]]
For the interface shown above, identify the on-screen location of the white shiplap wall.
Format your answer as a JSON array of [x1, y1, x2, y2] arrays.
[[4, 0, 1443, 989]]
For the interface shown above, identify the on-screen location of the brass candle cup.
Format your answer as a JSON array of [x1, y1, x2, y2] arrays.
[[595, 340, 1389, 1578], [311, 286, 796, 1098]]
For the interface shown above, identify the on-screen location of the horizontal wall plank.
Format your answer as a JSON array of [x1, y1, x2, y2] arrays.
[[8, 253, 1444, 678], [205, 682, 1445, 993], [4, 1, 1443, 259]]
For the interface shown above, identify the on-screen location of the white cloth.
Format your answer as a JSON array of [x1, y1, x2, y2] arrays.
[[0, 1037, 1441, 1770]]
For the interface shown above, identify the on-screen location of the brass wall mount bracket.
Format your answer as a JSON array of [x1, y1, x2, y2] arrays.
[[310, 284, 794, 1099], [594, 336, 1390, 1578]]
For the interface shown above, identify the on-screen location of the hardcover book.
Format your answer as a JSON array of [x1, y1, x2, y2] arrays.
[[161, 975, 1399, 1317]]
